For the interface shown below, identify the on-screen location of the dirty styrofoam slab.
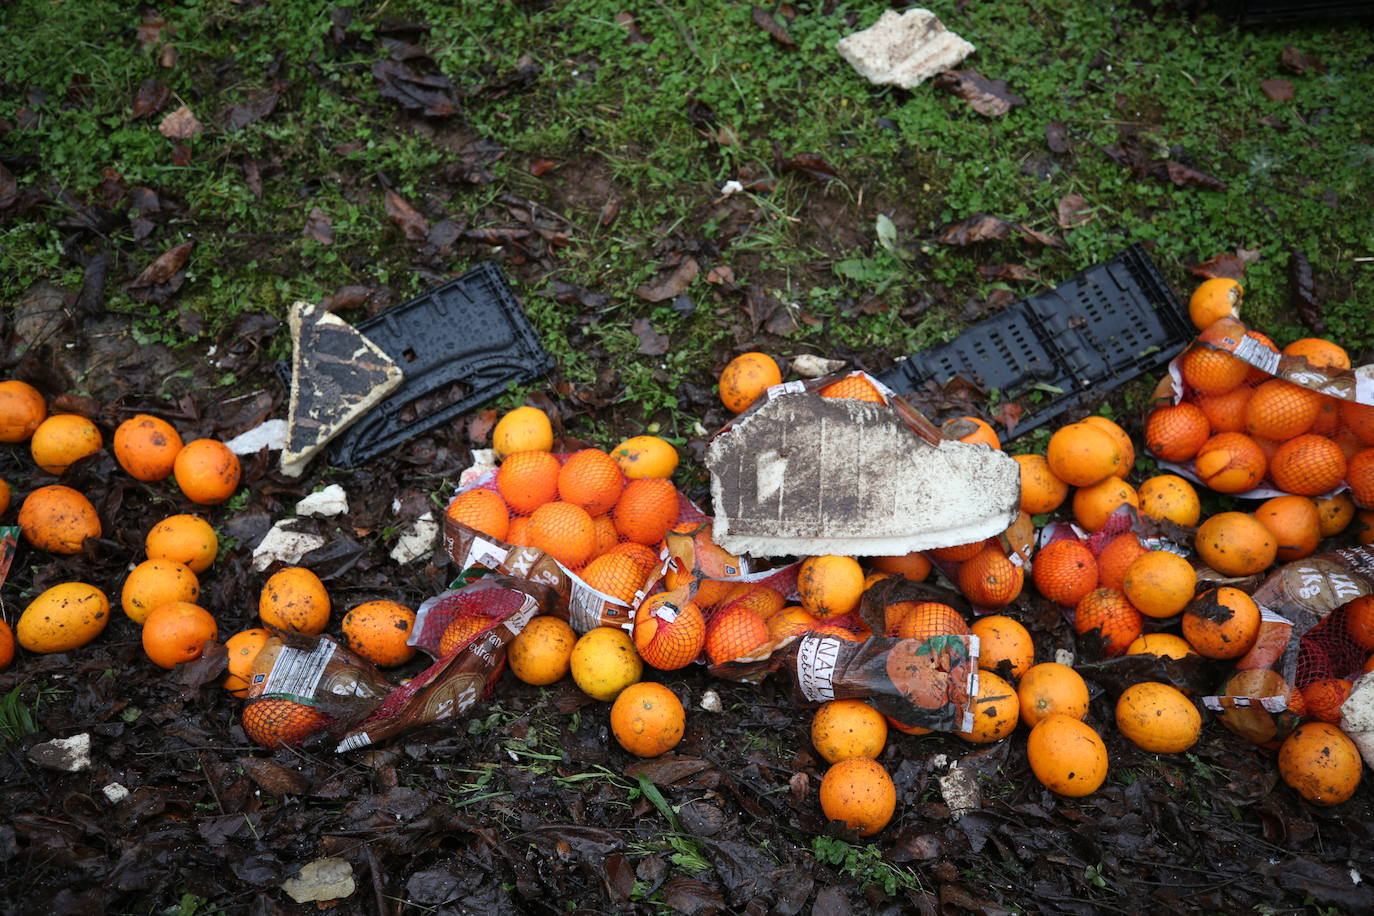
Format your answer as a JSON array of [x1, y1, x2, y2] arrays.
[[706, 393, 1019, 557], [836, 8, 975, 90]]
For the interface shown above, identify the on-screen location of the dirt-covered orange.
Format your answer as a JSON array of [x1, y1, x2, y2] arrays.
[[496, 450, 561, 514], [1194, 511, 1276, 576], [120, 558, 200, 625], [1137, 474, 1202, 527], [18, 484, 101, 554], [342, 600, 416, 667], [1181, 587, 1260, 659], [508, 615, 577, 685], [1115, 682, 1201, 753], [970, 614, 1034, 679], [1014, 453, 1069, 514], [811, 699, 888, 763], [113, 414, 183, 482], [1032, 539, 1098, 607], [634, 592, 706, 670], [611, 681, 685, 757], [0, 379, 46, 442], [944, 416, 1001, 449], [142, 601, 218, 669], [223, 628, 271, 696], [259, 566, 331, 634], [819, 757, 896, 836], [146, 514, 218, 573], [611, 435, 679, 479], [173, 438, 241, 505], [492, 405, 554, 459], [1278, 721, 1362, 806], [1122, 550, 1196, 619], [1027, 715, 1109, 796], [1018, 662, 1090, 728], [955, 671, 1020, 744], [570, 626, 642, 701], [719, 352, 781, 413], [30, 413, 102, 475], [17, 582, 110, 653]]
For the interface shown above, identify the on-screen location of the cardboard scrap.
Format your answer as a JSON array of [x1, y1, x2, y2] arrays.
[[836, 8, 976, 90]]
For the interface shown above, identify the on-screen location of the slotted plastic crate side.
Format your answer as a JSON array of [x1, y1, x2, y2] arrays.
[[906, 302, 1065, 394]]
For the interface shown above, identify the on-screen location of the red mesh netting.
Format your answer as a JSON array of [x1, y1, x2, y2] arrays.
[[1294, 602, 1370, 689]]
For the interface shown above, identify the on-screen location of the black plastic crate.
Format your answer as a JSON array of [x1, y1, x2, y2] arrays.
[[1208, 0, 1374, 23], [877, 244, 1192, 437], [327, 262, 553, 466]]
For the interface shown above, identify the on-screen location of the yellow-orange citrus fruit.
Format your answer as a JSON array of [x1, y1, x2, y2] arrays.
[[944, 415, 1001, 449], [17, 582, 110, 653], [610, 435, 679, 479], [1278, 721, 1362, 806], [259, 566, 331, 635], [342, 600, 416, 667], [1014, 453, 1069, 515], [811, 623, 865, 642], [957, 546, 1024, 608], [242, 698, 332, 747], [146, 514, 218, 573], [892, 602, 970, 639], [1346, 595, 1374, 650], [222, 627, 271, 696], [603, 540, 662, 577], [719, 352, 782, 413], [508, 615, 577, 685], [1283, 337, 1351, 370], [634, 592, 706, 670], [1194, 511, 1277, 576], [819, 757, 896, 836], [113, 414, 183, 482], [588, 513, 619, 557], [1358, 509, 1374, 546], [1194, 432, 1267, 494], [569, 626, 642, 701], [819, 375, 885, 403], [120, 558, 200, 625], [30, 413, 102, 475], [930, 540, 988, 563], [447, 489, 512, 541], [1181, 587, 1260, 659], [506, 515, 533, 547], [1269, 434, 1346, 496], [1180, 345, 1247, 395], [1032, 539, 1098, 607], [142, 601, 218, 669], [528, 501, 597, 569], [719, 583, 786, 619], [492, 405, 554, 459], [1018, 662, 1090, 728], [1126, 633, 1197, 659], [1027, 714, 1109, 796], [1047, 421, 1122, 487], [970, 614, 1034, 679], [1122, 550, 1196, 619], [611, 681, 685, 758], [0, 379, 46, 442], [1195, 385, 1252, 434], [613, 478, 679, 546], [955, 671, 1020, 744], [1348, 448, 1374, 508], [811, 699, 889, 763], [1245, 379, 1322, 441], [768, 606, 820, 641], [1253, 495, 1321, 562], [1116, 682, 1201, 753], [1072, 477, 1139, 533], [582, 552, 648, 604], [1311, 395, 1341, 436], [438, 615, 491, 656], [1136, 474, 1202, 527], [0, 478, 8, 517], [173, 438, 241, 505], [496, 450, 561, 514], [1343, 400, 1374, 446], [1081, 415, 1134, 479], [1315, 492, 1356, 536], [1074, 588, 1143, 657], [797, 555, 864, 619], [558, 448, 625, 516], [1145, 403, 1211, 462], [0, 619, 13, 671], [869, 551, 932, 582], [705, 604, 769, 665], [1096, 533, 1148, 591], [1300, 678, 1353, 725], [18, 484, 101, 554], [1188, 277, 1242, 329]]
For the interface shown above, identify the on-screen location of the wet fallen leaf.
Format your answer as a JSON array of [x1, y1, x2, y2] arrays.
[[1260, 78, 1294, 102], [1055, 193, 1094, 229], [615, 12, 649, 44], [530, 158, 558, 176], [1189, 250, 1257, 281], [937, 213, 1062, 248], [632, 317, 669, 356], [706, 265, 735, 286], [1045, 122, 1070, 153], [372, 60, 458, 117], [935, 69, 1026, 117], [978, 263, 1039, 283], [218, 89, 279, 130], [636, 257, 699, 302], [781, 153, 839, 183], [753, 7, 796, 47], [1163, 160, 1227, 191], [131, 78, 171, 120], [303, 207, 334, 245], [1288, 248, 1323, 333], [238, 757, 310, 796], [158, 105, 203, 140], [1281, 45, 1325, 75], [384, 189, 429, 241], [136, 10, 168, 50], [125, 241, 194, 302]]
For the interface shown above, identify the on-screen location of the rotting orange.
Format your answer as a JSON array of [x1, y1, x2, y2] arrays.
[[242, 698, 332, 747], [1181, 587, 1260, 659], [508, 615, 577, 685], [892, 602, 970, 639], [1125, 633, 1197, 659], [1115, 682, 1202, 753], [1137, 474, 1202, 527], [570, 626, 643, 701], [113, 414, 183, 482], [438, 615, 491, 656], [1253, 495, 1321, 562], [1283, 337, 1351, 370], [1278, 721, 1362, 806], [1014, 453, 1069, 515], [1346, 448, 1374, 508], [819, 375, 885, 403], [929, 540, 988, 563], [222, 627, 270, 697], [1194, 511, 1277, 576], [30, 413, 103, 475], [259, 566, 331, 635], [1096, 532, 1148, 591], [1345, 595, 1374, 650], [146, 513, 218, 573], [768, 606, 820, 642], [496, 450, 561, 514], [1032, 539, 1098, 607], [1188, 277, 1242, 330], [811, 699, 889, 763], [943, 416, 1001, 449], [528, 501, 597, 568], [1179, 345, 1247, 395], [1194, 385, 1252, 434], [970, 614, 1034, 679], [1300, 677, 1353, 725], [1244, 379, 1322, 441], [869, 551, 932, 582], [611, 681, 685, 758], [613, 477, 679, 546], [719, 352, 782, 413], [704, 603, 770, 665], [798, 555, 864, 618], [582, 552, 648, 604], [492, 405, 554, 459], [1018, 662, 1090, 728], [341, 600, 416, 667], [447, 489, 511, 541], [1145, 403, 1211, 462], [957, 546, 1024, 608], [955, 671, 1019, 744], [173, 438, 241, 505], [1072, 477, 1138, 533], [18, 484, 101, 554], [120, 558, 200, 625], [819, 757, 896, 836], [610, 435, 679, 479], [1269, 434, 1346, 496], [1074, 588, 1143, 657], [1315, 492, 1357, 537], [1082, 416, 1134, 479], [1026, 715, 1109, 797], [1047, 421, 1122, 487], [634, 592, 706, 670], [142, 601, 218, 669], [1194, 432, 1267, 494], [558, 448, 625, 516], [0, 379, 46, 442], [1122, 550, 1196, 619]]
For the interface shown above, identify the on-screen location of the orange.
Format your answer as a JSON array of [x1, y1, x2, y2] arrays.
[[892, 601, 970, 639], [241, 698, 331, 747], [705, 604, 770, 665], [1244, 379, 1321, 441], [1194, 511, 1276, 576], [1115, 682, 1201, 753], [819, 375, 884, 403], [1278, 721, 1362, 805], [768, 606, 819, 641], [1311, 395, 1342, 436], [113, 414, 183, 481], [0, 478, 7, 517], [1188, 277, 1242, 329], [1096, 532, 1148, 590], [558, 448, 625, 516], [222, 627, 271, 696], [954, 670, 1019, 744], [508, 615, 577, 685], [929, 540, 988, 563], [120, 558, 200, 625], [1125, 633, 1197, 659], [1269, 434, 1346, 496], [1072, 477, 1138, 533], [1026, 715, 1108, 796], [341, 600, 416, 667], [869, 551, 932, 582], [142, 601, 218, 669], [496, 450, 561, 514], [719, 352, 782, 413], [1014, 453, 1069, 515], [528, 501, 597, 568], [16, 582, 110, 653], [1283, 337, 1351, 370], [1122, 550, 1196, 619], [797, 555, 864, 619], [1137, 474, 1202, 527], [818, 757, 896, 836], [438, 615, 491, 655], [610, 435, 679, 479], [1194, 386, 1252, 434], [957, 546, 1024, 608], [0, 379, 46, 442], [0, 619, 12, 671], [811, 623, 865, 642], [1347, 448, 1374, 508], [145, 514, 218, 573], [1194, 432, 1267, 494], [581, 552, 648, 604], [1300, 678, 1353, 724], [447, 488, 512, 541], [1315, 492, 1356, 537], [1047, 421, 1122, 487], [259, 566, 331, 634], [492, 405, 554, 458], [969, 614, 1034, 679], [18, 484, 101, 554], [588, 513, 619, 557], [603, 540, 662, 577], [1179, 345, 1247, 395], [1358, 509, 1374, 546], [1032, 539, 1098, 607], [1145, 403, 1211, 462], [569, 626, 642, 701], [719, 582, 787, 619], [1018, 662, 1090, 728], [1342, 400, 1374, 446], [1082, 415, 1134, 479], [610, 681, 685, 757], [1253, 495, 1321, 562], [1181, 587, 1260, 659], [943, 415, 1001, 449], [173, 438, 241, 505], [633, 592, 706, 670], [506, 515, 533, 547], [811, 699, 889, 763], [613, 477, 679, 546], [30, 413, 103, 475], [1244, 330, 1281, 384], [1074, 588, 1143, 657], [1346, 595, 1374, 650]]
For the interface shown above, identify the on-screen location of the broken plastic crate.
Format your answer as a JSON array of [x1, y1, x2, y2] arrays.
[[877, 244, 1191, 437]]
